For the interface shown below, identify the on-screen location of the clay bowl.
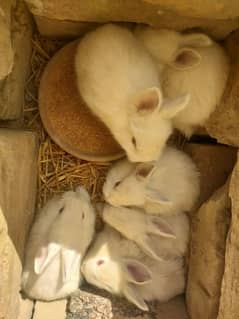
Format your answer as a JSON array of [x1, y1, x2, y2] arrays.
[[39, 40, 125, 161]]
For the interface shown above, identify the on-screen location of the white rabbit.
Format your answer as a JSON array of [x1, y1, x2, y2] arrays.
[[21, 187, 95, 301], [81, 226, 185, 311], [75, 23, 190, 162], [102, 204, 189, 261], [103, 146, 200, 215], [135, 26, 229, 137]]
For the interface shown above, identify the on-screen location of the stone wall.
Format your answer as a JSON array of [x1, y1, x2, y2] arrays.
[[0, 207, 22, 319], [0, 0, 32, 120], [0, 129, 38, 261], [186, 181, 231, 319], [25, 0, 239, 39], [1, 2, 239, 319], [217, 152, 239, 319]]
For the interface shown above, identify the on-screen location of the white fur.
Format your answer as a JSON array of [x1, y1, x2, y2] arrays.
[[81, 226, 185, 311], [103, 146, 200, 215], [135, 26, 230, 136], [21, 187, 95, 301], [75, 23, 190, 162], [102, 204, 189, 261]]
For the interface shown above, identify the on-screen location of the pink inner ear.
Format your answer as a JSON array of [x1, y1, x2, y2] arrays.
[[174, 49, 200, 67], [152, 218, 175, 236], [126, 262, 151, 283], [136, 164, 154, 178], [136, 90, 159, 115]]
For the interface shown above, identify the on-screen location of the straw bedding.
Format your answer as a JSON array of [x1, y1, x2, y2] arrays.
[[24, 33, 111, 209]]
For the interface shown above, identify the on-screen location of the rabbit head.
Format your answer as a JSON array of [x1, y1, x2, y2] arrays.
[[102, 204, 176, 261], [81, 226, 152, 311], [103, 160, 171, 208], [34, 187, 95, 281], [135, 26, 213, 70], [125, 87, 190, 162], [103, 158, 136, 200]]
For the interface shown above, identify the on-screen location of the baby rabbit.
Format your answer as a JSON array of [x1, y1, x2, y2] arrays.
[[21, 187, 95, 301], [75, 23, 190, 162], [81, 226, 185, 311], [102, 204, 189, 261], [103, 146, 200, 215], [135, 26, 229, 136]]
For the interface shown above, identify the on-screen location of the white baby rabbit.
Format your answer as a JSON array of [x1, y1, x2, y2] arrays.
[[103, 146, 200, 215], [21, 187, 95, 301], [75, 23, 190, 162], [102, 204, 189, 261], [135, 26, 229, 136], [81, 226, 185, 311]]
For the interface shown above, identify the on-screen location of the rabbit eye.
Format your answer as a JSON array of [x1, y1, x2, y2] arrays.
[[82, 211, 85, 220], [131, 136, 137, 148], [114, 181, 121, 188], [97, 259, 105, 266], [58, 206, 65, 214]]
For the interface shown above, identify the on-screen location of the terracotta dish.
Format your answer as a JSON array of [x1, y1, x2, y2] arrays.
[[39, 40, 124, 161]]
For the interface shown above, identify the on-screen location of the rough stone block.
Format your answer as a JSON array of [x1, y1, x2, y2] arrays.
[[34, 300, 67, 319], [143, 0, 239, 20], [0, 129, 38, 261], [0, 0, 32, 120], [34, 15, 99, 38], [0, 207, 22, 319], [0, 1, 15, 80], [68, 289, 188, 319], [217, 151, 239, 319], [184, 143, 237, 208], [186, 181, 231, 319], [206, 31, 239, 148], [25, 0, 239, 39], [17, 298, 34, 319]]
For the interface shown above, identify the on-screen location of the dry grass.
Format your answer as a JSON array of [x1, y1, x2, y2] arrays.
[[24, 33, 111, 209]]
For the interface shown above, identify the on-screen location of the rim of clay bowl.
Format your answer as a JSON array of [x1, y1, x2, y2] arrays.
[[39, 41, 125, 162]]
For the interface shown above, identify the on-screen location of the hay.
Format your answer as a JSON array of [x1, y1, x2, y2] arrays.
[[24, 33, 111, 209]]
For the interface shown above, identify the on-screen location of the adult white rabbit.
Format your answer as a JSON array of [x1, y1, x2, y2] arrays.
[[103, 146, 200, 215], [135, 26, 229, 136], [75, 23, 190, 162], [81, 226, 185, 311], [102, 204, 189, 261], [21, 187, 95, 301]]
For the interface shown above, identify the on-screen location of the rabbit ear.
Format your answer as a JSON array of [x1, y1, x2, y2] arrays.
[[182, 33, 213, 48], [170, 48, 201, 70], [61, 249, 81, 282], [133, 87, 162, 116], [145, 186, 172, 206], [137, 235, 165, 261], [136, 217, 176, 261], [123, 283, 149, 311], [148, 216, 176, 238], [34, 243, 61, 274], [135, 163, 156, 181], [159, 94, 190, 119], [123, 258, 152, 285]]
